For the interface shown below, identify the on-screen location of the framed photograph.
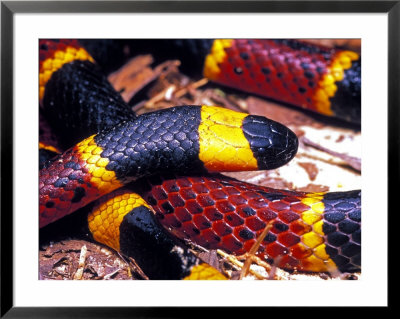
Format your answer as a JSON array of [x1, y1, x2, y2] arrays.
[[1, 0, 395, 316]]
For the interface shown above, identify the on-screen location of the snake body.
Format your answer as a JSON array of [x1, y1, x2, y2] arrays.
[[39, 39, 361, 279], [202, 39, 361, 123], [39, 104, 298, 227], [137, 174, 360, 273], [78, 38, 361, 124]]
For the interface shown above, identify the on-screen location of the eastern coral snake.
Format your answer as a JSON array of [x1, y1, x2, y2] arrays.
[[39, 39, 361, 280]]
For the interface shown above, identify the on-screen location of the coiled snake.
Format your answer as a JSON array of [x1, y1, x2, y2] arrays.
[[39, 39, 361, 280]]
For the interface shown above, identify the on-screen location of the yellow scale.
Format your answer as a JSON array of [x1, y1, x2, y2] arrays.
[[76, 134, 124, 194], [39, 45, 94, 101], [198, 105, 258, 172], [313, 51, 359, 116], [88, 189, 150, 251], [88, 187, 227, 280], [297, 193, 337, 272]]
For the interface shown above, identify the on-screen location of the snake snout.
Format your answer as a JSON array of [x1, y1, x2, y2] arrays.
[[242, 115, 298, 170]]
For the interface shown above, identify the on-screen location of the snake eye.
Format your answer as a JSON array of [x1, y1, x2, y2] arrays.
[[242, 115, 298, 170]]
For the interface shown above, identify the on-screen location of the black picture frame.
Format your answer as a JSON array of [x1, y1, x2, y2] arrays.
[[1, 1, 395, 317]]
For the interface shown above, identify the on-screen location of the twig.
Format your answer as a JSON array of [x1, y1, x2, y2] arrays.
[[174, 78, 209, 98], [239, 221, 274, 279], [216, 250, 265, 280], [301, 136, 361, 172], [103, 269, 120, 280], [128, 257, 149, 280], [73, 245, 87, 280], [144, 85, 177, 109]]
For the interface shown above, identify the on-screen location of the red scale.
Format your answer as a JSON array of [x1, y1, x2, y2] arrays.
[[180, 220, 200, 237], [192, 183, 209, 194], [290, 201, 311, 213], [254, 48, 268, 61], [269, 200, 289, 212], [290, 220, 311, 236], [85, 181, 100, 199], [193, 214, 211, 230], [243, 239, 258, 253], [210, 189, 228, 200], [204, 179, 222, 190], [282, 71, 294, 84], [278, 231, 301, 247], [216, 200, 235, 213], [168, 193, 185, 207], [248, 198, 269, 209], [221, 235, 244, 254], [60, 191, 74, 202], [176, 178, 192, 188], [196, 194, 215, 207], [220, 64, 236, 83], [201, 228, 221, 245], [188, 176, 205, 184], [269, 220, 289, 234], [292, 65, 306, 79], [48, 187, 63, 199], [58, 200, 72, 211], [174, 207, 192, 223], [185, 200, 203, 214], [255, 50, 269, 66], [282, 196, 303, 204], [279, 210, 300, 224], [64, 180, 79, 191], [204, 207, 223, 221], [41, 207, 56, 220], [213, 220, 233, 237], [245, 216, 266, 232], [163, 180, 179, 192], [279, 254, 299, 269], [266, 241, 288, 258], [256, 208, 278, 221], [251, 69, 265, 85], [288, 87, 300, 98], [271, 54, 286, 71], [290, 243, 313, 259], [229, 54, 244, 69], [239, 72, 254, 89], [241, 190, 263, 200], [269, 78, 284, 98], [224, 213, 244, 227], [296, 76, 310, 89], [227, 194, 247, 206], [179, 188, 196, 200], [192, 234, 208, 248], [224, 186, 240, 195], [260, 82, 274, 96], [153, 187, 168, 200]]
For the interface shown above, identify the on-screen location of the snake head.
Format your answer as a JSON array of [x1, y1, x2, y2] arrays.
[[241, 114, 298, 170], [198, 105, 298, 172]]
